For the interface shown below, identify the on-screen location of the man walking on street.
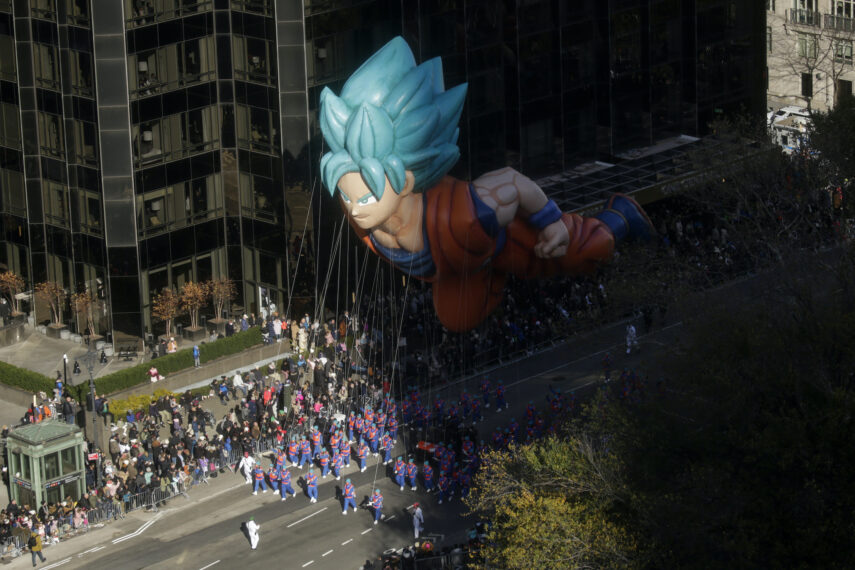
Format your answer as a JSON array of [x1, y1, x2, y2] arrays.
[[28, 527, 46, 567], [413, 503, 424, 539], [246, 516, 260, 550]]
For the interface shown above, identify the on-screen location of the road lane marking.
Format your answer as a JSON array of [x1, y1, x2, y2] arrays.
[[79, 545, 105, 556], [341, 539, 353, 545], [198, 561, 221, 570], [386, 515, 396, 521], [41, 558, 71, 570], [287, 506, 327, 528], [112, 511, 164, 543], [322, 550, 333, 557], [302, 561, 314, 567], [361, 528, 372, 534]]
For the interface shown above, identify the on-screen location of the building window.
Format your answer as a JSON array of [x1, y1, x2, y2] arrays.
[[795, 0, 817, 10], [798, 33, 818, 59], [837, 79, 853, 104], [767, 26, 773, 52], [835, 0, 855, 18], [766, 0, 775, 10], [802, 72, 814, 98], [835, 39, 853, 63]]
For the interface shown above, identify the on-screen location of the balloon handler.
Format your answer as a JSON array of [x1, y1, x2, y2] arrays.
[[320, 37, 653, 332]]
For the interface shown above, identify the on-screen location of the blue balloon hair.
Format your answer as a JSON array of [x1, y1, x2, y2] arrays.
[[319, 36, 467, 198]]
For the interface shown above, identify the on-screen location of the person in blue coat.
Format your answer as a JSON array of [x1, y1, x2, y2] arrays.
[[370, 489, 383, 524], [342, 479, 357, 514], [305, 469, 318, 503], [279, 468, 296, 501]]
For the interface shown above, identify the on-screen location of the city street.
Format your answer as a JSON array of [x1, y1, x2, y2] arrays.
[[4, 312, 685, 570]]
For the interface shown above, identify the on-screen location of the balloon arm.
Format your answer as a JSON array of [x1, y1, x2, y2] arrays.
[[472, 167, 549, 227]]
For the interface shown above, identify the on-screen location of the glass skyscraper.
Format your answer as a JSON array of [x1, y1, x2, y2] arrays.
[[0, 0, 764, 345]]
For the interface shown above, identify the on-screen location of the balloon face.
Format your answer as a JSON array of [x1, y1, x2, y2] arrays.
[[337, 171, 412, 231]]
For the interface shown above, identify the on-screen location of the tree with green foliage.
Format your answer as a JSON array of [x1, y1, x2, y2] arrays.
[[469, 248, 855, 569]]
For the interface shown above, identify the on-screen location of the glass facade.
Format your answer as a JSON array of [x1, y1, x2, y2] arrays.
[[0, 0, 763, 343]]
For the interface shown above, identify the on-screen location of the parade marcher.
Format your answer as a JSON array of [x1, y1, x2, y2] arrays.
[[238, 452, 255, 485], [394, 456, 406, 491], [332, 450, 343, 480], [626, 323, 638, 354], [288, 437, 300, 466], [342, 479, 357, 515], [299, 435, 312, 468], [318, 448, 330, 478], [495, 380, 507, 411], [305, 468, 318, 503], [413, 503, 424, 539], [437, 473, 450, 504], [267, 465, 279, 494], [246, 516, 260, 550], [381, 433, 393, 465], [339, 437, 351, 467], [480, 376, 491, 408], [279, 468, 296, 501], [405, 458, 418, 491], [252, 464, 268, 495], [422, 461, 434, 492], [358, 441, 370, 473], [370, 489, 383, 524]]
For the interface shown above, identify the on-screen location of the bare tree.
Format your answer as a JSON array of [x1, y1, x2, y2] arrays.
[[0, 271, 25, 313], [208, 277, 236, 321], [35, 281, 65, 326], [71, 290, 96, 336], [180, 281, 208, 330], [152, 288, 181, 337]]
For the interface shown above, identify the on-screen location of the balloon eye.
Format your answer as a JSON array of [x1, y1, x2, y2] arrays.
[[358, 195, 377, 206], [339, 192, 351, 203]]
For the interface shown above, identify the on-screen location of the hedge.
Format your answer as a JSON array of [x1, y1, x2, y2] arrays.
[[0, 361, 55, 396], [69, 327, 263, 401]]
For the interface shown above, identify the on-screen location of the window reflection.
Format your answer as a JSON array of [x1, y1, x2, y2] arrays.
[[233, 36, 275, 85], [129, 37, 216, 98], [0, 34, 15, 81], [69, 50, 93, 96], [125, 0, 213, 28], [0, 102, 21, 149], [133, 107, 219, 166], [34, 43, 60, 90], [44, 181, 70, 225], [38, 112, 64, 158]]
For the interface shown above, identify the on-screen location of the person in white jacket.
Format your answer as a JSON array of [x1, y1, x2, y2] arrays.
[[246, 516, 260, 550], [237, 452, 255, 484], [412, 503, 424, 539]]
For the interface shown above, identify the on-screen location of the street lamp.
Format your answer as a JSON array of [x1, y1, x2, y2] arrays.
[[62, 353, 68, 388], [82, 348, 102, 488]]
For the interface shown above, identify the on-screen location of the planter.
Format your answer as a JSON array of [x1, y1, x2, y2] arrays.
[[208, 317, 227, 336], [95, 339, 105, 350], [46, 324, 66, 339], [182, 326, 207, 342], [103, 344, 114, 357], [71, 334, 82, 344], [59, 329, 71, 340], [36, 325, 47, 335], [86, 334, 104, 349]]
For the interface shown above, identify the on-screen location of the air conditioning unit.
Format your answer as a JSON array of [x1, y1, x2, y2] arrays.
[[318, 48, 327, 59], [142, 130, 153, 142], [139, 61, 148, 73], [151, 200, 162, 211]]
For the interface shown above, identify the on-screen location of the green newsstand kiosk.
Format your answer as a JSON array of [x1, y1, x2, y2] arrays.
[[6, 422, 86, 509]]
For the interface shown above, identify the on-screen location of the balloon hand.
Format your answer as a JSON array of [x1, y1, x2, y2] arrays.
[[534, 220, 569, 258]]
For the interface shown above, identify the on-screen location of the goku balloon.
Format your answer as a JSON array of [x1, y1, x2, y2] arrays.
[[319, 37, 653, 332]]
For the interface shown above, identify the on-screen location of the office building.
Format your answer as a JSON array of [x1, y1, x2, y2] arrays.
[[0, 0, 765, 344]]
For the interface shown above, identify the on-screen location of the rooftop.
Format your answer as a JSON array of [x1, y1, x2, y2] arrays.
[[8, 421, 82, 446], [537, 134, 748, 213]]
